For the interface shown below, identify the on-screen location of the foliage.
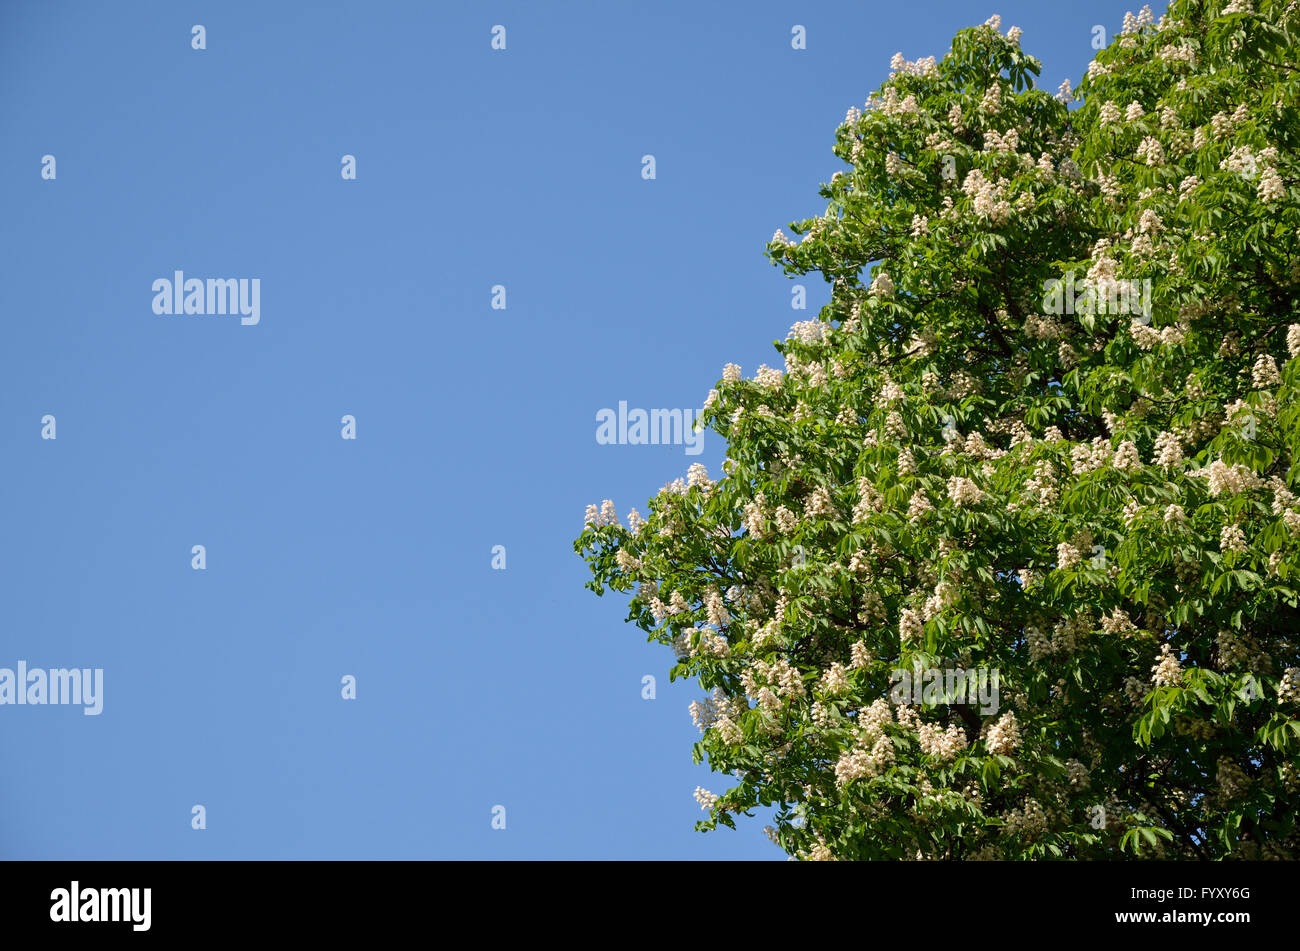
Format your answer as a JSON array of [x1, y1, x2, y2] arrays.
[[576, 0, 1300, 860]]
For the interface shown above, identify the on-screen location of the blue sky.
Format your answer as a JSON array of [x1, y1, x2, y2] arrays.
[[0, 0, 1160, 859]]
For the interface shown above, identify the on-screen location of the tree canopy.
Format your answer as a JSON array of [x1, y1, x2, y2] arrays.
[[576, 0, 1300, 860]]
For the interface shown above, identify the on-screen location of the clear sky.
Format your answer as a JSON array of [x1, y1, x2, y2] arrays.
[[0, 0, 1161, 859]]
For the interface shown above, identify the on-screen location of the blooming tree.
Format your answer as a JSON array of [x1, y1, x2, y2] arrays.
[[576, 1, 1300, 859]]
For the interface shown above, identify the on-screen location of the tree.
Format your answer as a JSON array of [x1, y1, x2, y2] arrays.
[[575, 0, 1300, 860]]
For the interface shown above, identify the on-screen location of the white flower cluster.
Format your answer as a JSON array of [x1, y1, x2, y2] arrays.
[[884, 411, 906, 440], [1134, 135, 1165, 166], [1057, 542, 1082, 570], [660, 474, 692, 497], [1200, 459, 1262, 497], [959, 431, 1004, 461], [895, 702, 921, 731], [653, 591, 689, 624], [584, 499, 619, 528], [810, 700, 835, 730], [704, 588, 731, 628], [774, 505, 798, 535], [1278, 668, 1300, 704], [1259, 165, 1285, 203], [921, 578, 959, 622], [1287, 325, 1300, 359], [1025, 460, 1058, 505], [1083, 238, 1121, 296], [741, 658, 805, 705], [803, 485, 838, 520], [819, 662, 851, 696], [686, 463, 713, 492], [889, 51, 938, 77], [907, 490, 933, 522], [754, 364, 784, 389], [1051, 610, 1093, 655], [1027, 624, 1051, 661], [693, 786, 719, 811], [1283, 764, 1300, 795], [945, 371, 979, 400], [980, 83, 1002, 116], [1157, 40, 1196, 64], [1219, 144, 1259, 177], [962, 169, 1011, 225], [1131, 317, 1186, 350], [1252, 354, 1281, 387], [947, 476, 984, 507], [1100, 609, 1138, 636], [858, 697, 893, 740], [1124, 676, 1147, 706], [899, 607, 923, 641], [1152, 430, 1183, 468], [1113, 439, 1141, 472], [1035, 153, 1057, 183], [983, 128, 1020, 152], [1151, 643, 1183, 687], [985, 712, 1022, 756], [852, 477, 882, 523], [1024, 312, 1068, 340], [917, 721, 967, 762], [806, 842, 835, 861], [1216, 758, 1250, 801], [743, 493, 767, 539], [1220, 523, 1247, 553], [691, 696, 722, 732], [715, 716, 743, 745], [869, 269, 895, 298], [1210, 103, 1249, 140], [689, 687, 742, 732], [787, 319, 826, 345], [1119, 7, 1151, 34], [1215, 629, 1259, 671], [1003, 798, 1048, 840], [879, 378, 904, 401], [849, 639, 873, 670], [834, 733, 895, 787]]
